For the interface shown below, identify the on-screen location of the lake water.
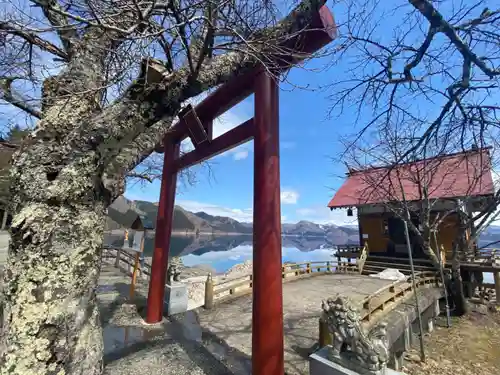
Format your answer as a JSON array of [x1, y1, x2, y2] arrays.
[[103, 233, 495, 283], [104, 233, 338, 273]]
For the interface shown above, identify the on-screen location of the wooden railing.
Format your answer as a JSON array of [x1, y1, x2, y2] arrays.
[[471, 247, 500, 263], [361, 259, 436, 276], [335, 244, 364, 259], [318, 269, 441, 347], [205, 260, 349, 307], [101, 245, 446, 313], [102, 246, 151, 279], [359, 271, 439, 323]]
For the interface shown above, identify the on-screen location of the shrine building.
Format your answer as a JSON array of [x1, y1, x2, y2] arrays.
[[328, 147, 495, 259]]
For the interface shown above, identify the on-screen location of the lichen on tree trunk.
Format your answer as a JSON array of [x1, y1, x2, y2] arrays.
[[0, 2, 330, 373], [0, 145, 109, 374]]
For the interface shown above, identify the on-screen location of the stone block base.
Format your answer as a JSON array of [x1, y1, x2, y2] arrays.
[[310, 347, 406, 375], [165, 282, 188, 315]]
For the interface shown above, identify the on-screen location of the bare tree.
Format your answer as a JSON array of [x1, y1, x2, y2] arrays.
[[325, 0, 499, 314], [0, 1, 333, 373], [327, 0, 500, 165]]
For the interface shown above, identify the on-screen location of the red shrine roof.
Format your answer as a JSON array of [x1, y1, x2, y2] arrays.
[[328, 148, 495, 209]]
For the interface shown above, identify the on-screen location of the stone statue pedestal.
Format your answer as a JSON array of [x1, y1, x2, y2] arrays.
[[165, 282, 188, 316], [310, 347, 405, 375]]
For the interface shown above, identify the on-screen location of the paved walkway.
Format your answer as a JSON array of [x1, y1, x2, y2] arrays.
[[197, 274, 392, 375], [98, 264, 393, 375]]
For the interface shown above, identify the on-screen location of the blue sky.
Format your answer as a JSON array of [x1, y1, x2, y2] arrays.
[[123, 1, 500, 227], [122, 0, 487, 226], [124, 55, 360, 225], [3, 0, 498, 227]]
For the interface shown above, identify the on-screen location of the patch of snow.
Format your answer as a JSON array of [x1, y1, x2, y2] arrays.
[[224, 260, 253, 279], [369, 268, 406, 281]]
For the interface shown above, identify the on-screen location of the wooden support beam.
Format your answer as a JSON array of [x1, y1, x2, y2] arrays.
[[179, 104, 209, 147], [174, 118, 254, 172], [205, 119, 213, 142]]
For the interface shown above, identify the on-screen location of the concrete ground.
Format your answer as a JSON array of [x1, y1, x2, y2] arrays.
[[98, 266, 393, 375], [197, 274, 393, 375]]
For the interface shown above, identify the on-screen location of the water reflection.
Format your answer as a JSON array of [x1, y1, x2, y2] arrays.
[[103, 233, 355, 273]]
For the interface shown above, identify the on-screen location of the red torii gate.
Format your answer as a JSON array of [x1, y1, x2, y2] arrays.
[[146, 5, 336, 375]]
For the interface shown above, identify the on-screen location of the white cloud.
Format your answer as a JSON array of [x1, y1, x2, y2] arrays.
[[181, 245, 337, 272], [176, 199, 287, 223], [182, 245, 253, 265], [233, 149, 249, 160], [177, 199, 253, 222], [295, 206, 359, 227], [281, 189, 299, 204], [282, 247, 334, 262]]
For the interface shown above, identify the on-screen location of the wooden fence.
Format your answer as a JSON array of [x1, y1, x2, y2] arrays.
[[318, 269, 441, 346], [205, 260, 355, 308], [101, 246, 448, 313], [361, 259, 436, 276], [359, 271, 439, 322], [102, 246, 151, 279]]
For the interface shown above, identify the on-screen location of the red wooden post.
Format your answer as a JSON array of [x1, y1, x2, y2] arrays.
[[146, 139, 180, 323], [252, 70, 284, 375]]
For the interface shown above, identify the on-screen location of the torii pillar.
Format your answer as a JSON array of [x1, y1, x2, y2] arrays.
[[146, 71, 285, 374], [145, 139, 180, 323], [252, 72, 284, 374]]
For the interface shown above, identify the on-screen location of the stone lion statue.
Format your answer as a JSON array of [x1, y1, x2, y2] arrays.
[[166, 256, 182, 284], [321, 295, 390, 373]]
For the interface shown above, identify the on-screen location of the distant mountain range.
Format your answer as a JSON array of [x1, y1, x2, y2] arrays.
[[106, 196, 360, 243], [103, 232, 357, 258]]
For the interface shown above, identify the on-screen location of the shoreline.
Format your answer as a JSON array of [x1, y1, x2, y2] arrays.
[[104, 229, 330, 239], [104, 229, 252, 236]]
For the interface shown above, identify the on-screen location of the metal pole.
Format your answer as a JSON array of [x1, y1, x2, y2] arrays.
[[433, 231, 451, 328], [403, 220, 426, 362]]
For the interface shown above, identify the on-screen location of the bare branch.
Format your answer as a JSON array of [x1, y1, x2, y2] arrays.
[[31, 0, 79, 53], [125, 171, 153, 183], [409, 0, 500, 77], [0, 77, 41, 118], [0, 21, 69, 60]]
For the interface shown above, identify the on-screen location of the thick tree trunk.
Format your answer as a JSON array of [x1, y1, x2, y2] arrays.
[[449, 231, 469, 316], [450, 264, 468, 316], [0, 145, 109, 375]]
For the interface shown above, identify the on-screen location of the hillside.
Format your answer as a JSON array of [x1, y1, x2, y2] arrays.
[[107, 196, 358, 239], [194, 211, 253, 234]]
